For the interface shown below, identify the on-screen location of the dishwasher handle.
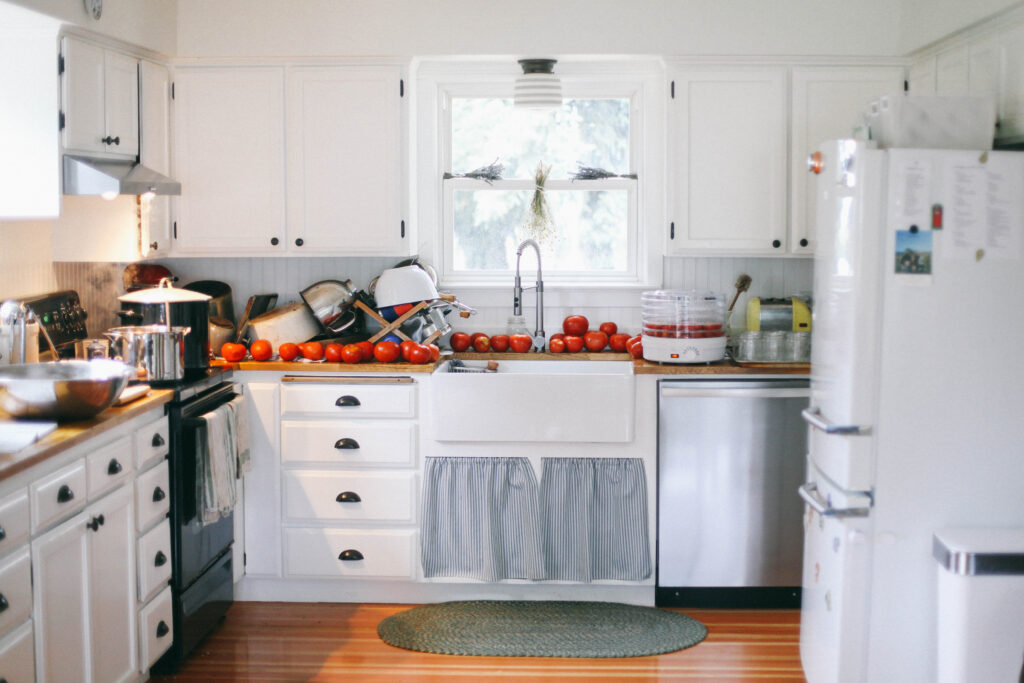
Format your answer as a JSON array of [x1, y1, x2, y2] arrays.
[[661, 387, 809, 399], [802, 407, 871, 435], [798, 482, 870, 518]]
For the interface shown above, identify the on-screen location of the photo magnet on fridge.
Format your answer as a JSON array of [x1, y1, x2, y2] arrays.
[[895, 229, 932, 275]]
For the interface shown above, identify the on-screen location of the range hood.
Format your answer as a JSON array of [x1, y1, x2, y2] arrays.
[[62, 155, 181, 196]]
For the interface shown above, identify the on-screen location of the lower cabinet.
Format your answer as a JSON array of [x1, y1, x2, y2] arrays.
[[33, 485, 137, 683], [0, 620, 35, 682]]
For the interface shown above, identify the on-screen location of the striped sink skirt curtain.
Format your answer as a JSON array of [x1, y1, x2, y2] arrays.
[[421, 456, 650, 582]]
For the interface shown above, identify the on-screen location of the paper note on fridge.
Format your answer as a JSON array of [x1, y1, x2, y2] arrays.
[[944, 157, 1023, 260], [897, 159, 930, 219]]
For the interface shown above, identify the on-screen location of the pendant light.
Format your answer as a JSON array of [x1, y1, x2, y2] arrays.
[[514, 58, 562, 110]]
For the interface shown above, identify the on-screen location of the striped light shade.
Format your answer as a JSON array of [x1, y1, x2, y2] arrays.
[[514, 58, 562, 110]]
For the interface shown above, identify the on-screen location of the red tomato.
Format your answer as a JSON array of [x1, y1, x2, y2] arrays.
[[509, 334, 532, 353], [473, 335, 490, 352], [278, 342, 300, 361], [373, 340, 400, 363], [341, 344, 363, 364], [324, 342, 344, 363], [562, 315, 589, 336], [220, 342, 246, 362], [400, 340, 418, 361], [564, 335, 584, 353], [355, 340, 374, 362], [629, 341, 644, 359], [408, 344, 431, 364], [490, 334, 510, 352], [549, 332, 565, 343], [584, 330, 608, 352], [626, 335, 642, 351], [428, 343, 441, 362], [249, 339, 272, 361], [608, 333, 630, 352], [450, 332, 471, 352], [598, 322, 618, 337], [301, 341, 324, 361], [549, 338, 566, 353], [470, 332, 487, 343]]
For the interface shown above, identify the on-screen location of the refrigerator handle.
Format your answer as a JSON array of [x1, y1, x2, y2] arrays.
[[802, 407, 872, 435], [799, 482, 870, 518]]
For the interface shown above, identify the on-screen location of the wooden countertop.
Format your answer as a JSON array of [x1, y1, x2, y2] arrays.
[[632, 359, 810, 375], [213, 359, 438, 373], [0, 389, 174, 483]]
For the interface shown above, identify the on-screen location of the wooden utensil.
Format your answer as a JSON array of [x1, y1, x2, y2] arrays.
[[727, 274, 752, 313]]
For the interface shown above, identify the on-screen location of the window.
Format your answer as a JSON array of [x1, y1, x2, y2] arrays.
[[427, 65, 661, 287]]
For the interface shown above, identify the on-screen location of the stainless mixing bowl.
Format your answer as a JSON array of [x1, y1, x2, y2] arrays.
[[0, 360, 135, 421]]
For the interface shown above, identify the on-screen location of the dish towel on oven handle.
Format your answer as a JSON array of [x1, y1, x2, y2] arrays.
[[198, 403, 238, 526], [226, 394, 251, 477]]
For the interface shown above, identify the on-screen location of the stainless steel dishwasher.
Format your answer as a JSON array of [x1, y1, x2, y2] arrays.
[[656, 376, 809, 608]]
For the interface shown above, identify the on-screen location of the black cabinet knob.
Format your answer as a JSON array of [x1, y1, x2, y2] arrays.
[[154, 550, 167, 567], [799, 238, 809, 247], [107, 458, 122, 475], [338, 549, 364, 561], [86, 515, 103, 531], [156, 620, 170, 638], [270, 237, 280, 246], [294, 238, 304, 247], [151, 433, 165, 448], [335, 491, 361, 503], [0, 594, 8, 612], [772, 239, 782, 248], [152, 486, 166, 503], [57, 484, 74, 504], [0, 526, 7, 541], [335, 395, 360, 407], [101, 135, 121, 145], [333, 438, 360, 450]]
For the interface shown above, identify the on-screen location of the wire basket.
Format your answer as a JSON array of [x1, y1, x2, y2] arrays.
[[447, 359, 498, 373]]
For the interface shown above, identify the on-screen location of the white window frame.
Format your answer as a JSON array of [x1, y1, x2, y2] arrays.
[[414, 58, 665, 291]]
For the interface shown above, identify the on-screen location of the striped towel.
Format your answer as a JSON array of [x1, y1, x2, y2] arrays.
[[226, 394, 251, 477], [198, 404, 237, 526]]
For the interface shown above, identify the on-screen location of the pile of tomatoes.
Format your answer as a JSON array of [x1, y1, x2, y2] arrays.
[[447, 315, 645, 358], [218, 339, 441, 365]]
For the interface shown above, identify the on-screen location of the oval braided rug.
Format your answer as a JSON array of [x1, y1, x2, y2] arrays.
[[377, 600, 707, 658]]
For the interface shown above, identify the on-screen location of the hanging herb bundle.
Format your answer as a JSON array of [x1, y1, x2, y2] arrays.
[[521, 162, 558, 246], [570, 163, 638, 181], [442, 159, 504, 184]]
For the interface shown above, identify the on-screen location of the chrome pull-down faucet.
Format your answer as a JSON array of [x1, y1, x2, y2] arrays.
[[513, 239, 545, 350]]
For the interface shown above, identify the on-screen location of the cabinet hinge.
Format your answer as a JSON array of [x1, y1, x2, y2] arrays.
[[670, 222, 675, 239], [171, 82, 175, 100], [173, 221, 178, 239], [58, 53, 64, 75], [400, 79, 404, 97], [670, 80, 675, 99], [400, 220, 406, 238], [58, 111, 65, 131], [243, 552, 247, 567], [903, 79, 909, 92]]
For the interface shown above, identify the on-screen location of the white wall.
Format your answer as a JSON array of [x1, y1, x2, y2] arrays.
[[0, 0, 177, 55], [0, 222, 57, 299], [175, 0, 904, 58], [899, 0, 1022, 53]]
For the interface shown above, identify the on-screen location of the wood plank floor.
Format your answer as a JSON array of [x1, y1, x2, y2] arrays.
[[150, 602, 806, 682]]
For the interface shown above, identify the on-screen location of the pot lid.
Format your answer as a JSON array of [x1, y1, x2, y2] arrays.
[[119, 283, 210, 304]]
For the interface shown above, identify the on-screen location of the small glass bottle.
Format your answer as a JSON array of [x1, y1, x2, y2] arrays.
[[506, 315, 531, 337]]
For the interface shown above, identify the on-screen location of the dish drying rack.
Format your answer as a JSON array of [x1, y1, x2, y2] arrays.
[[447, 359, 499, 373], [355, 294, 474, 345]]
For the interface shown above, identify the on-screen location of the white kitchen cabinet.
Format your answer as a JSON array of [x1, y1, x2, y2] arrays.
[[241, 381, 282, 578], [139, 60, 173, 258], [0, 620, 35, 682], [667, 66, 788, 254], [790, 66, 905, 254], [61, 36, 139, 159], [999, 24, 1024, 142], [286, 66, 407, 254], [173, 66, 287, 254], [936, 45, 970, 93]]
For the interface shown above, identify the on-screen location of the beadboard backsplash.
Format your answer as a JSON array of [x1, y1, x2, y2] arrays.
[[46, 255, 812, 340]]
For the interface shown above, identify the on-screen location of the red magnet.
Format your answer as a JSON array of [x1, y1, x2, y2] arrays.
[[932, 204, 943, 229]]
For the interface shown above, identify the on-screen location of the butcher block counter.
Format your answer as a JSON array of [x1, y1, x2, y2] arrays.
[[0, 388, 174, 482]]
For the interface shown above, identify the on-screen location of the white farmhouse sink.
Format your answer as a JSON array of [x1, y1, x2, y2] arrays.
[[430, 360, 635, 443]]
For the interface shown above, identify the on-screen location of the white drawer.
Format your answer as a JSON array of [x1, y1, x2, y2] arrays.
[[0, 619, 34, 682], [284, 527, 416, 579], [86, 435, 134, 499], [135, 460, 170, 532], [137, 519, 172, 603], [30, 459, 87, 533], [0, 548, 31, 637], [281, 383, 416, 418], [281, 420, 416, 467], [134, 416, 170, 471], [0, 490, 29, 556], [138, 585, 173, 672], [283, 470, 416, 523]]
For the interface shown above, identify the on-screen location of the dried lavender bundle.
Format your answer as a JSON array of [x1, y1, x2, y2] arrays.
[[442, 159, 504, 184], [570, 164, 638, 181]]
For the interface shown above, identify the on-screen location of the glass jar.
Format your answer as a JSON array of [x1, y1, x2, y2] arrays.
[[506, 315, 531, 337]]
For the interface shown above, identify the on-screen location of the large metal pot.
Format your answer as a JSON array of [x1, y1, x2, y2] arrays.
[[116, 279, 210, 372], [184, 280, 235, 326], [300, 279, 362, 334], [105, 325, 191, 383]]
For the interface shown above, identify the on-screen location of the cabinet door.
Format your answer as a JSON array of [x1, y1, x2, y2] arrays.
[[88, 485, 137, 683], [242, 381, 282, 577], [668, 67, 787, 254], [999, 25, 1024, 142], [790, 66, 904, 254], [935, 45, 969, 93], [907, 56, 936, 95], [61, 37, 106, 155], [32, 510, 90, 683], [104, 51, 139, 157], [139, 60, 172, 257], [174, 66, 287, 253], [286, 66, 407, 255]]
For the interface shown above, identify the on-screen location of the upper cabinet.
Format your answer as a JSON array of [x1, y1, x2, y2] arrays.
[[139, 60, 173, 258], [61, 36, 139, 159], [172, 62, 409, 257], [667, 66, 788, 255], [790, 66, 905, 254]]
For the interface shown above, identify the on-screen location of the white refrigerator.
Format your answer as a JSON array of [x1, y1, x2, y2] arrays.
[[799, 139, 1024, 682]]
